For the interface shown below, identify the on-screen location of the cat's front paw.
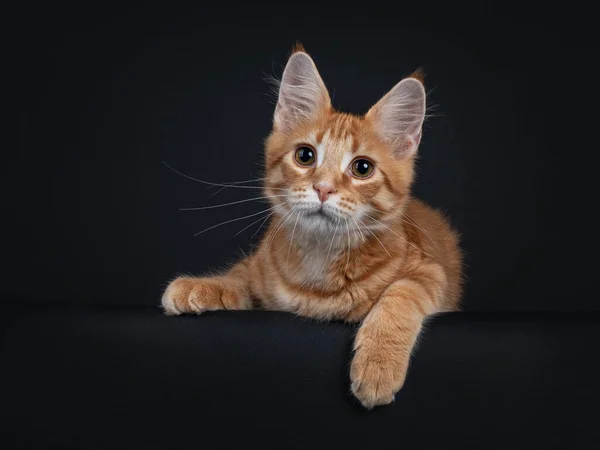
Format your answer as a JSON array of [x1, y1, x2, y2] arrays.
[[161, 277, 225, 316], [350, 348, 407, 409]]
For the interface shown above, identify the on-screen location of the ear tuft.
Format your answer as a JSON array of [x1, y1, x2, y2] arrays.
[[408, 67, 425, 84], [291, 41, 307, 55], [366, 77, 426, 158]]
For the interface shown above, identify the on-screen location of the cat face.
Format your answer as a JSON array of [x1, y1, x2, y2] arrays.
[[264, 47, 426, 238]]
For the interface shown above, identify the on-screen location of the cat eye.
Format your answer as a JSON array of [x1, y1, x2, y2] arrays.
[[294, 146, 316, 167], [350, 158, 375, 179]]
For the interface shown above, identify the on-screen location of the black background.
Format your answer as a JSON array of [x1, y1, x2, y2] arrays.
[[8, 3, 598, 312], [5, 4, 600, 449]]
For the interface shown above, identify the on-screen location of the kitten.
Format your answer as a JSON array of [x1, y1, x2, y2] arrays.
[[162, 44, 463, 409]]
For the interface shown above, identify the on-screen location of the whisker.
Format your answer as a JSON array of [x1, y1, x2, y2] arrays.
[[209, 178, 267, 196], [251, 205, 282, 239], [180, 195, 286, 211], [344, 217, 351, 272], [273, 206, 300, 250], [364, 212, 441, 262], [235, 202, 286, 236], [400, 212, 438, 247], [325, 216, 341, 264], [267, 206, 297, 248], [350, 214, 366, 240], [349, 215, 365, 245], [364, 212, 415, 247], [369, 206, 391, 215], [356, 216, 391, 257], [193, 204, 281, 236], [371, 205, 438, 248], [286, 209, 302, 276], [266, 212, 286, 247], [369, 213, 461, 274], [207, 177, 266, 188], [163, 161, 286, 191]]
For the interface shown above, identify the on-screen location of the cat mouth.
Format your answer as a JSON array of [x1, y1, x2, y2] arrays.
[[308, 205, 334, 221], [295, 202, 339, 222]]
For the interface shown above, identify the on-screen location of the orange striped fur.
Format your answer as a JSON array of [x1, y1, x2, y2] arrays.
[[162, 47, 463, 409]]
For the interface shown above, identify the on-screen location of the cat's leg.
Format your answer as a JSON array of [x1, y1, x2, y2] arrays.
[[350, 263, 446, 409], [161, 260, 253, 315]]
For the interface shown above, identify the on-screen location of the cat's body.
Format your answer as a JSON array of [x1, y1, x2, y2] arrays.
[[162, 46, 463, 409]]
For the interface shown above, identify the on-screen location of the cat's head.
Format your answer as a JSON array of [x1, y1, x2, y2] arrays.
[[264, 45, 426, 238]]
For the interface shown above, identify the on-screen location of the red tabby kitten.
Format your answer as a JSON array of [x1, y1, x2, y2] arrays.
[[162, 45, 463, 409]]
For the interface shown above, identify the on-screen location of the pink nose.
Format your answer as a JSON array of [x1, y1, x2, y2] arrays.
[[313, 182, 336, 203]]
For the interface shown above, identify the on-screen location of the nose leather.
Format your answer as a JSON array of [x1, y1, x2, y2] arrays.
[[313, 182, 336, 202]]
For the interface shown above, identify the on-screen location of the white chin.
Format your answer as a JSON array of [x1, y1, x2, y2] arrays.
[[299, 210, 338, 234]]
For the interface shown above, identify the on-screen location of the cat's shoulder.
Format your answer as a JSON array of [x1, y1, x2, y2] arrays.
[[405, 197, 457, 235], [406, 197, 443, 219]]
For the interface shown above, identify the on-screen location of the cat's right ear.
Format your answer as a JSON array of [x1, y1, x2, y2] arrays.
[[274, 50, 331, 132]]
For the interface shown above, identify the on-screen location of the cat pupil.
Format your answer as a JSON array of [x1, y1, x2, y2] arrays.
[[356, 160, 369, 174], [299, 148, 313, 162]]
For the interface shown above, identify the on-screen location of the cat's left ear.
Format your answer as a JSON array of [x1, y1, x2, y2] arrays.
[[366, 76, 426, 159]]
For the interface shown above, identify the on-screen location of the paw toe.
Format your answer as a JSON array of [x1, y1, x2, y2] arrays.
[[350, 355, 403, 409], [188, 283, 222, 313], [161, 278, 194, 315]]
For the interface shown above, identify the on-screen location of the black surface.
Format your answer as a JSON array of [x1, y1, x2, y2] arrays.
[[7, 4, 598, 312], [1, 306, 598, 449]]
